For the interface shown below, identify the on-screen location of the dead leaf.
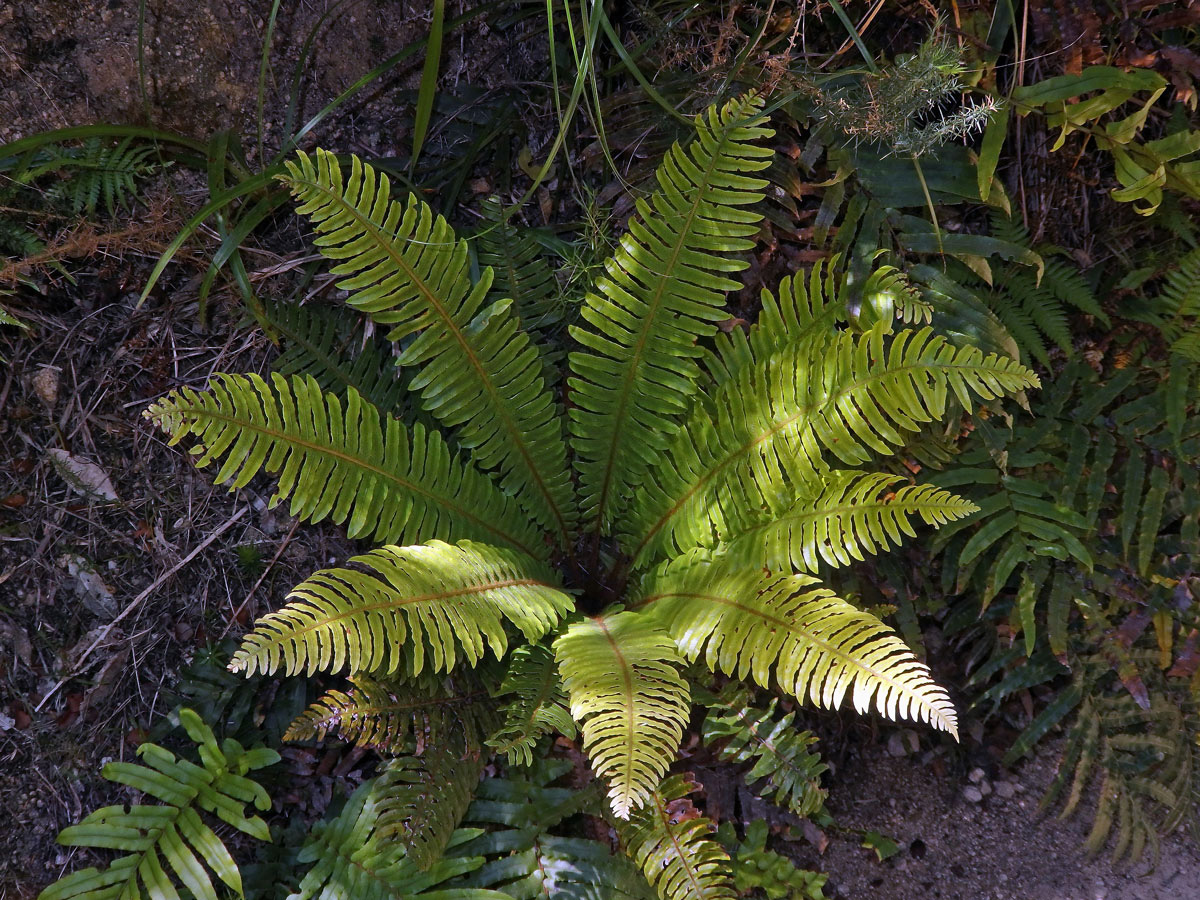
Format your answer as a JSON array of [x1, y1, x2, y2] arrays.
[[60, 556, 118, 620], [46, 449, 119, 502], [1168, 629, 1200, 679]]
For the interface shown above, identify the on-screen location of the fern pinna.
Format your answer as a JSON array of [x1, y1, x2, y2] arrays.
[[131, 95, 1037, 898]]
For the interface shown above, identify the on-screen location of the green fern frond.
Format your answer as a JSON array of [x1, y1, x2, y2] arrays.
[[263, 300, 409, 415], [635, 562, 959, 738], [38, 709, 278, 900], [145, 373, 546, 559], [626, 326, 1038, 567], [1042, 257, 1106, 322], [702, 689, 828, 818], [617, 774, 737, 900], [285, 671, 498, 752], [555, 611, 692, 818], [711, 471, 978, 575], [374, 748, 487, 871], [26, 137, 156, 215], [716, 821, 828, 900], [474, 196, 568, 339], [569, 94, 774, 531], [0, 301, 29, 330], [281, 149, 577, 544], [486, 643, 576, 766], [231, 540, 572, 677], [456, 761, 652, 900], [291, 780, 504, 900]]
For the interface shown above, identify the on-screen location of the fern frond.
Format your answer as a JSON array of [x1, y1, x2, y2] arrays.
[[711, 470, 978, 574], [231, 540, 572, 677], [0, 301, 28, 330], [291, 780, 504, 900], [486, 643, 576, 765], [569, 94, 774, 531], [281, 149, 577, 544], [145, 373, 546, 559], [716, 821, 828, 900], [702, 690, 828, 818], [457, 761, 653, 900], [617, 774, 737, 900], [626, 327, 1038, 567], [27, 137, 155, 215], [374, 748, 487, 871], [635, 561, 959, 738], [38, 709, 278, 900], [264, 300, 409, 415], [285, 671, 498, 753], [554, 611, 692, 817], [474, 196, 567, 338]]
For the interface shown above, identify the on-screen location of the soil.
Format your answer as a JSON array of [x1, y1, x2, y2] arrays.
[[2, 2, 1199, 899]]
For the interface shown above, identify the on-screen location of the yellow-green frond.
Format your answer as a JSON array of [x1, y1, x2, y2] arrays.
[[568, 94, 774, 532], [146, 372, 548, 559], [625, 326, 1038, 567], [633, 561, 959, 738], [617, 774, 737, 900], [231, 540, 572, 678], [554, 611, 691, 818], [712, 471, 979, 573], [281, 149, 576, 545]]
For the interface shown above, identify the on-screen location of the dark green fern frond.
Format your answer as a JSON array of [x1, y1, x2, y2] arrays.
[[456, 761, 652, 900], [555, 611, 691, 818], [716, 821, 829, 900], [635, 561, 959, 738], [231, 540, 572, 678], [281, 149, 577, 545], [617, 774, 737, 900], [25, 137, 156, 215], [145, 373, 546, 559], [38, 709, 278, 900], [374, 748, 488, 871], [291, 780, 504, 900], [474, 197, 568, 340], [569, 94, 774, 531], [702, 689, 828, 818], [263, 300, 409, 416], [286, 671, 498, 753], [486, 643, 576, 766]]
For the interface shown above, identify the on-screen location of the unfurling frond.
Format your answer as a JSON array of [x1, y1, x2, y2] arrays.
[[486, 643, 576, 765], [145, 373, 546, 559], [555, 611, 691, 817], [290, 779, 504, 900], [626, 326, 1038, 567], [617, 774, 737, 900], [702, 689, 828, 817], [285, 671, 498, 753], [569, 94, 774, 531], [635, 561, 959, 738], [374, 748, 487, 871], [281, 150, 576, 544], [38, 709, 278, 900], [713, 471, 978, 574], [231, 540, 572, 678]]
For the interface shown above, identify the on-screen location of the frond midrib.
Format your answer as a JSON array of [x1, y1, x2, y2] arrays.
[[630, 589, 951, 729], [632, 356, 1022, 560], [287, 172, 572, 545], [161, 403, 542, 558], [719, 705, 814, 785], [647, 791, 708, 900], [588, 118, 739, 530], [595, 615, 639, 806]]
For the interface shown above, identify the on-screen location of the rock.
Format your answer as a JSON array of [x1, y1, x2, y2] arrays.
[[968, 767, 986, 784], [978, 780, 992, 796], [994, 781, 1016, 799], [962, 785, 984, 803]]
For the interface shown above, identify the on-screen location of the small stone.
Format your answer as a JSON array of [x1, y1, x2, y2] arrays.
[[968, 767, 986, 784], [887, 732, 908, 757], [962, 785, 984, 803], [978, 780, 992, 796], [32, 366, 59, 408], [994, 781, 1016, 799]]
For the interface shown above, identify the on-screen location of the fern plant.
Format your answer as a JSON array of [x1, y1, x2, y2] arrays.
[[40, 709, 279, 900], [123, 94, 1038, 896]]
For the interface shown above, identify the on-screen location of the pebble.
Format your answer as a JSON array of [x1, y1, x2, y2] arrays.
[[962, 785, 984, 803], [994, 781, 1016, 799], [968, 767, 986, 784]]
